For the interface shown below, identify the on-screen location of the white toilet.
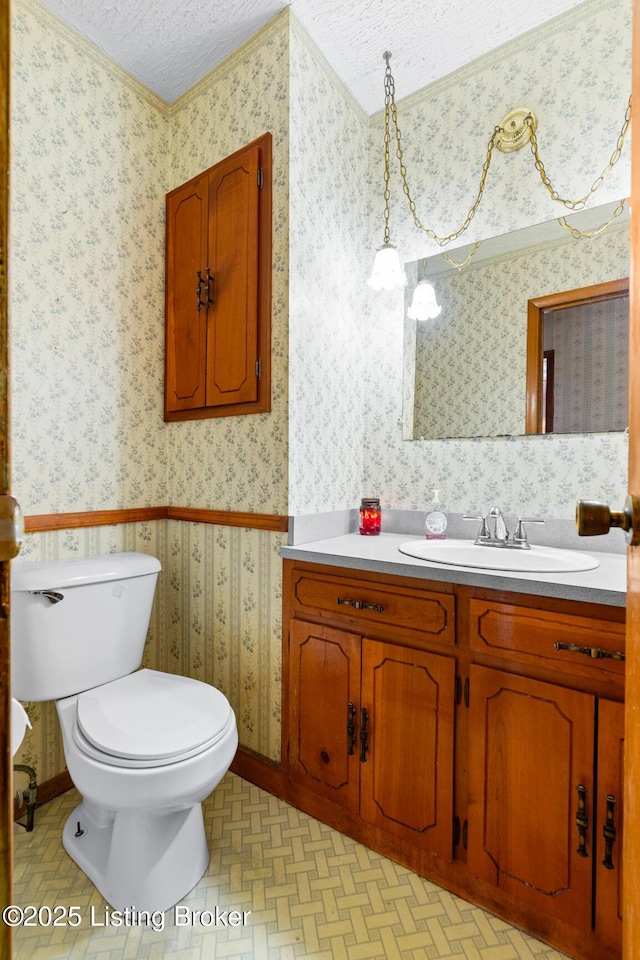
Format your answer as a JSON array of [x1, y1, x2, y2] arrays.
[[11, 551, 238, 912]]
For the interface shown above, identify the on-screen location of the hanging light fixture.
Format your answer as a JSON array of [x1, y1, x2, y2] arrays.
[[408, 260, 441, 320], [368, 52, 406, 290], [369, 51, 632, 293], [368, 241, 406, 290], [408, 278, 441, 321]]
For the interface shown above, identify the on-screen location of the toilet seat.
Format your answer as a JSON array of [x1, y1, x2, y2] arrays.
[[73, 669, 234, 768]]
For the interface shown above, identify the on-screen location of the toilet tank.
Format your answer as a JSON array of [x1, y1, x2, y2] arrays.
[[11, 552, 161, 702]]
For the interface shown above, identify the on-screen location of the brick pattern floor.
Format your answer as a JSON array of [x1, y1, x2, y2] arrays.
[[12, 772, 571, 960]]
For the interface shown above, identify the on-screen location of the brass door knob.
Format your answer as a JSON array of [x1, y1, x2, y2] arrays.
[[576, 494, 640, 546], [0, 495, 23, 560]]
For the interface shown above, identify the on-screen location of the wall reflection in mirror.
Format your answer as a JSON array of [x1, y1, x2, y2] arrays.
[[402, 201, 629, 441]]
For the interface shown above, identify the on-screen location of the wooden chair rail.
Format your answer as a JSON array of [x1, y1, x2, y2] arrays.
[[24, 506, 289, 534]]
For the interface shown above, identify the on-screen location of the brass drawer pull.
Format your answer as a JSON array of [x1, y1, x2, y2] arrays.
[[576, 784, 589, 858], [602, 794, 617, 870], [554, 641, 625, 662], [196, 267, 214, 312], [347, 702, 356, 756], [360, 707, 369, 763], [337, 597, 384, 613]]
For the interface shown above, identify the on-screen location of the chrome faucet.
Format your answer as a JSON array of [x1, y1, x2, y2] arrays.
[[463, 508, 545, 550], [489, 506, 508, 542]]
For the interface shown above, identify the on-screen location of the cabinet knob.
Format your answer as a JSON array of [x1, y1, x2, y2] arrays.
[[576, 494, 640, 546]]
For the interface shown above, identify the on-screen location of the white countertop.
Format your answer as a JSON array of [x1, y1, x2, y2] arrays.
[[281, 533, 627, 607]]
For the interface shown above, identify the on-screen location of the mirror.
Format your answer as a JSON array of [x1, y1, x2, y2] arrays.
[[526, 278, 629, 434], [402, 201, 629, 441]]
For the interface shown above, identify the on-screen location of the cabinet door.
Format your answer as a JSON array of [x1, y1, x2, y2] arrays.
[[468, 665, 594, 930], [289, 620, 361, 812], [595, 698, 624, 952], [165, 171, 209, 413], [206, 142, 260, 408], [360, 640, 455, 861]]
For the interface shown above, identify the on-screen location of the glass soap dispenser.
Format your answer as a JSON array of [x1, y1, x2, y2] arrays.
[[425, 490, 447, 540]]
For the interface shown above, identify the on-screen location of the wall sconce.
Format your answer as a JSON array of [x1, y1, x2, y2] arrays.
[[369, 51, 632, 292], [407, 260, 441, 321]]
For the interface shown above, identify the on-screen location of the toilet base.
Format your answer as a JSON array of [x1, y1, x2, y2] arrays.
[[62, 798, 210, 913]]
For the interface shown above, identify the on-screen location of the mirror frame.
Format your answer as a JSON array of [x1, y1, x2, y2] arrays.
[[525, 277, 629, 434]]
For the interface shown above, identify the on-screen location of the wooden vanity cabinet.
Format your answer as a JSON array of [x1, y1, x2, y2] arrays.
[[164, 133, 272, 421], [468, 666, 595, 931], [282, 561, 626, 960], [286, 564, 457, 863], [467, 592, 625, 958]]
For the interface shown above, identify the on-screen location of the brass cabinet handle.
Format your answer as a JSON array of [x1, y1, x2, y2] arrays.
[[554, 641, 625, 662], [576, 784, 589, 858], [336, 597, 384, 613], [196, 268, 214, 312], [347, 702, 356, 756], [602, 794, 617, 870], [360, 707, 369, 763]]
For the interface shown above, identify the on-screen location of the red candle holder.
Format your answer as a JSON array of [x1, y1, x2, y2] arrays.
[[359, 498, 381, 536]]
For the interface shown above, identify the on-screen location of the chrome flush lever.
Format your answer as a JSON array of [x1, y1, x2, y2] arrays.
[[31, 590, 64, 605]]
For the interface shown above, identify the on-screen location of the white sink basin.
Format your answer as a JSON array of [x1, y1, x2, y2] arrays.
[[398, 539, 600, 573]]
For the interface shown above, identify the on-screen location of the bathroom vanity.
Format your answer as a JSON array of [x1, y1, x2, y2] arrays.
[[280, 534, 626, 960]]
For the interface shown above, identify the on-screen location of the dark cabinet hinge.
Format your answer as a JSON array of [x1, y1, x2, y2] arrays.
[[257, 167, 264, 189], [255, 358, 262, 380]]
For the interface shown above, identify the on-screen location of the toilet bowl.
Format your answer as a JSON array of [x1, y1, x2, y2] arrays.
[[11, 552, 238, 912]]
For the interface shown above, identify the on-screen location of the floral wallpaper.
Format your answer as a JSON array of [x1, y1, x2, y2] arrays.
[[287, 20, 369, 516], [410, 224, 629, 439], [11, 0, 169, 516], [165, 15, 290, 516], [363, 0, 632, 519]]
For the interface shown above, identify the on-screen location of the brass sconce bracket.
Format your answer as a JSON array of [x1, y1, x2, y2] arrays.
[[495, 108, 538, 153]]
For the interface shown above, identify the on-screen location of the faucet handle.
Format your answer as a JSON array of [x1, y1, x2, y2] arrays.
[[463, 515, 490, 540], [513, 517, 545, 544]]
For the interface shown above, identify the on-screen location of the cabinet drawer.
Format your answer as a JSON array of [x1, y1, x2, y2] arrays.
[[470, 599, 625, 679], [291, 571, 455, 644]]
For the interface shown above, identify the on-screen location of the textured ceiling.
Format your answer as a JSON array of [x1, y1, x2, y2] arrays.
[[38, 0, 588, 113]]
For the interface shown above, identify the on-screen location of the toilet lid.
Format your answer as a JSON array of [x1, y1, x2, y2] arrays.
[[76, 669, 233, 762]]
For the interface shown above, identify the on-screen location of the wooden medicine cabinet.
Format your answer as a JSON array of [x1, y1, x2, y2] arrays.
[[164, 133, 272, 421]]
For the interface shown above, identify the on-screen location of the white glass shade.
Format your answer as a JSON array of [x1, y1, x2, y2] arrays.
[[367, 243, 407, 291], [408, 279, 442, 320]]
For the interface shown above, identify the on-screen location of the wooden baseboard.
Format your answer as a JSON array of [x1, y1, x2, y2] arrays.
[[230, 746, 287, 798]]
